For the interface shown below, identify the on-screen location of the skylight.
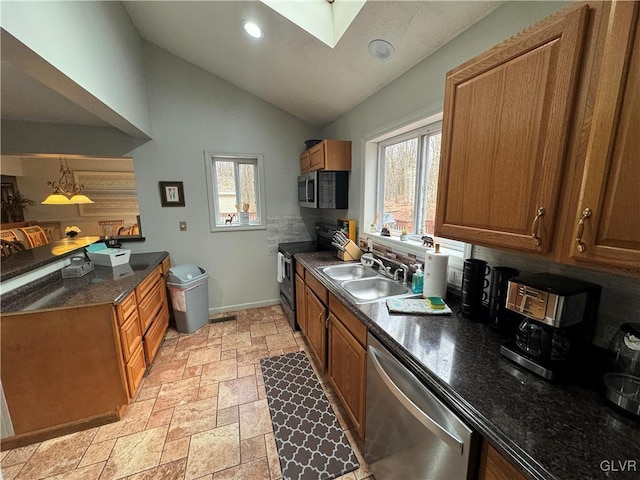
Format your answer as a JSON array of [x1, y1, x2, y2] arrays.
[[260, 0, 366, 48]]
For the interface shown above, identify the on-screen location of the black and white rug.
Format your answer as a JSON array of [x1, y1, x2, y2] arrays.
[[260, 351, 359, 480]]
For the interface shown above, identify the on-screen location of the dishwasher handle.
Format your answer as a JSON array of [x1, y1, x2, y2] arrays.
[[369, 344, 464, 454]]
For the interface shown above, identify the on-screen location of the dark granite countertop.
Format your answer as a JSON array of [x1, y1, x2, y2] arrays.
[[1, 251, 169, 314], [296, 251, 640, 480], [0, 236, 103, 283]]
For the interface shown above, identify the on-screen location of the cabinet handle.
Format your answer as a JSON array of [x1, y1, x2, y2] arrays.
[[575, 208, 592, 253], [531, 207, 545, 246]]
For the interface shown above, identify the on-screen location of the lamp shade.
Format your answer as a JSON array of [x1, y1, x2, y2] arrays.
[[69, 194, 94, 204], [41, 194, 72, 205]]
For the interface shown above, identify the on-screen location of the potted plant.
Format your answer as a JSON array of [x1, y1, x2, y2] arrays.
[[65, 226, 81, 238]]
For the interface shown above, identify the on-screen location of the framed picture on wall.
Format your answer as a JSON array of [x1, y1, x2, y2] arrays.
[[159, 181, 185, 207]]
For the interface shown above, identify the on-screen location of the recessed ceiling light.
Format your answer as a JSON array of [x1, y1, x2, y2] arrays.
[[243, 21, 263, 39], [368, 39, 395, 60]]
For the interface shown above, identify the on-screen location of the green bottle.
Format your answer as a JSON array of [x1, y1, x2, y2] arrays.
[[412, 264, 424, 294]]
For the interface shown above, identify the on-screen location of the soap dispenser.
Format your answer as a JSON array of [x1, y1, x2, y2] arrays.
[[412, 264, 424, 294]]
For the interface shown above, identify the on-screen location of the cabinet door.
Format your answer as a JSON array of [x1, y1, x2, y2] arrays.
[[308, 142, 326, 171], [478, 440, 527, 480], [305, 285, 327, 371], [300, 151, 310, 174], [125, 343, 146, 398], [120, 310, 142, 362], [295, 273, 307, 334], [569, 2, 640, 274], [328, 313, 366, 439], [436, 6, 588, 253]]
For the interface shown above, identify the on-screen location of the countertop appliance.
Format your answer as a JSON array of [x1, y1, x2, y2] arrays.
[[501, 273, 601, 380], [604, 323, 640, 417], [298, 171, 349, 209], [277, 223, 336, 330], [365, 334, 475, 480]]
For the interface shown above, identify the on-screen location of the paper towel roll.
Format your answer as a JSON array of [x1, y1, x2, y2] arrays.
[[423, 247, 449, 299]]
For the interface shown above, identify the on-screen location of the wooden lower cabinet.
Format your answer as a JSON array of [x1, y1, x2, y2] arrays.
[[478, 440, 528, 480], [305, 285, 327, 370], [328, 312, 366, 439], [144, 305, 169, 364], [125, 343, 147, 398]]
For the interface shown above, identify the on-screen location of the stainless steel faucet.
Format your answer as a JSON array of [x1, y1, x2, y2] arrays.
[[363, 253, 409, 284]]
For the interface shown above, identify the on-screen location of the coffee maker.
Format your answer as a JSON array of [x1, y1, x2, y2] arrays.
[[500, 273, 601, 380]]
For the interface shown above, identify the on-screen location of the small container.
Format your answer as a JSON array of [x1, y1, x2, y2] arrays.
[[412, 264, 424, 294]]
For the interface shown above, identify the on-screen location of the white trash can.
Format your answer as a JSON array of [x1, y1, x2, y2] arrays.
[[166, 264, 209, 333]]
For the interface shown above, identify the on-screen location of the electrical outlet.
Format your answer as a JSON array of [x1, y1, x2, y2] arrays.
[[179, 221, 187, 231]]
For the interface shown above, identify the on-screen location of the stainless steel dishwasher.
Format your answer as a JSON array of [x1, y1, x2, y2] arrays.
[[365, 334, 476, 479]]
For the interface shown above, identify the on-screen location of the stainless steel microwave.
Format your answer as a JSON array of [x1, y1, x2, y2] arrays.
[[298, 171, 349, 209]]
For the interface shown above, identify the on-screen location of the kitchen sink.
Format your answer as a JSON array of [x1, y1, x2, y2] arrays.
[[317, 263, 415, 304], [318, 264, 379, 281], [341, 277, 413, 303]]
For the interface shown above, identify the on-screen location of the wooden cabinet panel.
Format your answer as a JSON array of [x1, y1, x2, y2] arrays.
[[136, 265, 162, 302], [299, 140, 351, 173], [295, 273, 307, 335], [120, 309, 142, 362], [300, 151, 310, 174], [328, 294, 366, 347], [305, 285, 327, 371], [436, 5, 588, 253], [478, 440, 527, 480], [328, 313, 366, 439], [137, 279, 163, 334], [305, 272, 328, 305], [144, 306, 169, 365], [125, 343, 146, 398], [568, 2, 640, 274], [117, 291, 137, 326], [161, 256, 171, 275], [295, 261, 305, 278]]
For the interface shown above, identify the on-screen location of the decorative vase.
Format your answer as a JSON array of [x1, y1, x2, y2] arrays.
[[239, 212, 250, 225]]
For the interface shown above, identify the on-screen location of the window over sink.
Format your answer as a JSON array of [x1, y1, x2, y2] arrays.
[[204, 152, 266, 232]]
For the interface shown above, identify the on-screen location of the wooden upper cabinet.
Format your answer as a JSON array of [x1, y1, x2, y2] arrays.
[[299, 140, 351, 173], [568, 2, 640, 275], [436, 5, 589, 253]]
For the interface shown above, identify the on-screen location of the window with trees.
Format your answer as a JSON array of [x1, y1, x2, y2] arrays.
[[377, 122, 441, 237], [204, 152, 266, 231]]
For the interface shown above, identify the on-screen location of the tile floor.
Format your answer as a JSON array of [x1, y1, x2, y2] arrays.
[[0, 305, 372, 480]]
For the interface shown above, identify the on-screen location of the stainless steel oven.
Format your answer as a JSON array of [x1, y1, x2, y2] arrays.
[[277, 223, 336, 330]]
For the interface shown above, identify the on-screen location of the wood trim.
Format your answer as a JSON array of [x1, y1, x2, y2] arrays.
[[478, 439, 528, 480], [0, 411, 119, 452]]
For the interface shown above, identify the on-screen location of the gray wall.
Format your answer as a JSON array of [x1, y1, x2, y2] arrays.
[[130, 43, 319, 312]]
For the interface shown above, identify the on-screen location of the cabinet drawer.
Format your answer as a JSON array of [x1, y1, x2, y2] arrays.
[[144, 306, 169, 365], [306, 273, 327, 304], [138, 279, 163, 334], [125, 343, 146, 398], [295, 261, 305, 278], [136, 266, 162, 303], [161, 256, 171, 275], [117, 291, 137, 326], [329, 294, 367, 347], [120, 310, 142, 362]]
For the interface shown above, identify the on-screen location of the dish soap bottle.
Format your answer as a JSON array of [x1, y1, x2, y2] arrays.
[[412, 264, 424, 294]]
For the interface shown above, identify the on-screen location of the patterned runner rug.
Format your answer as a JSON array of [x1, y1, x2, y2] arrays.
[[260, 351, 359, 480]]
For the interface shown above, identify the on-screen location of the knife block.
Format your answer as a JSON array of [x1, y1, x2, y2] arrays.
[[337, 240, 363, 261]]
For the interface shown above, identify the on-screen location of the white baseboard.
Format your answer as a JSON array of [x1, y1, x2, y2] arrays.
[[208, 298, 281, 315]]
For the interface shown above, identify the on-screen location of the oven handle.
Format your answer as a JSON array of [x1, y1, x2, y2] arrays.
[[369, 344, 464, 454]]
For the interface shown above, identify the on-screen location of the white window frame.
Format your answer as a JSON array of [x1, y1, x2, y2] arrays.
[[374, 119, 466, 256], [204, 151, 267, 232]]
